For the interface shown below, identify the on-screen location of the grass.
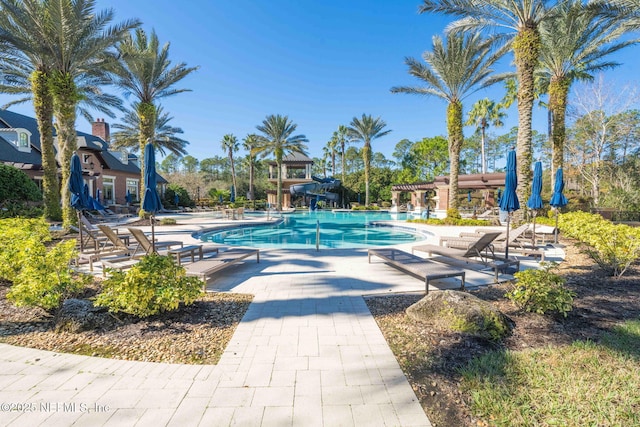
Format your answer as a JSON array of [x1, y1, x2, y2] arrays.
[[459, 319, 640, 427]]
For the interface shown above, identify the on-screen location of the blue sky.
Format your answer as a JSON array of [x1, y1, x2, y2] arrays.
[[2, 0, 640, 163]]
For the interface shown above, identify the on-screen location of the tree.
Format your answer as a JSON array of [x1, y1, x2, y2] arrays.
[[334, 125, 351, 185], [181, 155, 199, 174], [347, 114, 392, 207], [391, 32, 504, 211], [0, 0, 135, 222], [112, 28, 198, 212], [39, 0, 138, 226], [325, 134, 338, 177], [221, 134, 239, 197], [254, 114, 309, 210], [466, 98, 506, 173], [111, 105, 189, 157], [538, 0, 635, 175], [242, 134, 259, 205], [419, 0, 555, 207], [159, 153, 180, 174]]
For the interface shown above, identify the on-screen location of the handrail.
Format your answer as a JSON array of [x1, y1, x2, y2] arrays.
[[316, 220, 320, 251]]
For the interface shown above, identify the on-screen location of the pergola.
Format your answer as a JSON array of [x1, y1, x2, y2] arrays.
[[391, 173, 507, 214]]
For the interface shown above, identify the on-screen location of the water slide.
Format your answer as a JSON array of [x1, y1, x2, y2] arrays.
[[290, 176, 341, 209]]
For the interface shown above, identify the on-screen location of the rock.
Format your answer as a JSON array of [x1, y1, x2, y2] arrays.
[[55, 299, 111, 333], [406, 290, 513, 341]]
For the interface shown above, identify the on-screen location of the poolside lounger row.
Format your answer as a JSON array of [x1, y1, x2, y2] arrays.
[[368, 248, 465, 294]]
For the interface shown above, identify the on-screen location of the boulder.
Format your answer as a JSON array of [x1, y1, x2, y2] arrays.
[[55, 299, 111, 333], [406, 290, 513, 340]]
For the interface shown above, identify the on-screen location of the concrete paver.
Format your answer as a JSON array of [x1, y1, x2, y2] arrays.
[[0, 213, 565, 426]]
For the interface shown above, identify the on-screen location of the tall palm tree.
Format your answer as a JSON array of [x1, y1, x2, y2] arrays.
[[112, 28, 198, 210], [0, 0, 59, 220], [221, 134, 239, 198], [39, 0, 139, 226], [347, 114, 391, 207], [466, 98, 506, 174], [419, 0, 556, 205], [254, 114, 308, 210], [538, 0, 635, 174], [325, 134, 338, 177], [111, 105, 189, 157], [335, 125, 351, 185], [391, 33, 504, 211], [242, 134, 259, 207]]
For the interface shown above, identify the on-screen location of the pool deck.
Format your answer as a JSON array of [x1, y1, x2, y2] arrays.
[[0, 212, 564, 426]]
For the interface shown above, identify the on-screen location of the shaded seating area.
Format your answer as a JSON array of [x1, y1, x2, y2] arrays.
[[368, 248, 465, 294], [185, 248, 260, 290]]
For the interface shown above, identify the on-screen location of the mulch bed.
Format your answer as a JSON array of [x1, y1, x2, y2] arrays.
[[366, 240, 640, 427], [0, 281, 252, 364]]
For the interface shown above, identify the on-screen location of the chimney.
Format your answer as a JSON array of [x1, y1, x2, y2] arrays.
[[92, 118, 110, 143]]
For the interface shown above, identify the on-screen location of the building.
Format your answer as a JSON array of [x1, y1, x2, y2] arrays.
[[267, 152, 314, 208], [0, 109, 166, 207]]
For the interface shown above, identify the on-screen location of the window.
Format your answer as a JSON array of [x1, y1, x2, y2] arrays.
[[18, 133, 28, 148], [126, 178, 139, 202], [102, 177, 114, 204]]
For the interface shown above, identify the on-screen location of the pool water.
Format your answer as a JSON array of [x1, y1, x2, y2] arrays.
[[199, 210, 429, 249]]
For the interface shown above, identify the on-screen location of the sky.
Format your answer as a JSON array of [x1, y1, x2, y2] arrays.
[[2, 0, 640, 164]]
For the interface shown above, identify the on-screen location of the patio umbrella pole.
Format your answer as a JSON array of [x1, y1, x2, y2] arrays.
[[504, 213, 510, 260], [78, 211, 84, 251], [151, 214, 156, 253], [532, 211, 537, 247], [554, 208, 559, 244]]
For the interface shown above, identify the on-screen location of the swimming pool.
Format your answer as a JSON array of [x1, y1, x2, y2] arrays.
[[199, 210, 430, 249]]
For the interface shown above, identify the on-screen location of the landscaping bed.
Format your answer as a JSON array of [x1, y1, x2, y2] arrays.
[[366, 241, 640, 426], [0, 281, 252, 365]]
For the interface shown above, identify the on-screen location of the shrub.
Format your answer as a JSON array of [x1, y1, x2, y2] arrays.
[[0, 164, 42, 204], [559, 211, 640, 277], [352, 205, 380, 211], [159, 217, 176, 225], [7, 239, 90, 312], [95, 254, 203, 318], [0, 218, 52, 281], [506, 262, 575, 317]]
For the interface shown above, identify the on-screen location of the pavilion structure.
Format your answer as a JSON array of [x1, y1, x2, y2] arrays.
[[391, 173, 507, 217]]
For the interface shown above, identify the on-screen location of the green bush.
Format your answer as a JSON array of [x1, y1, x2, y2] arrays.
[[407, 217, 491, 226], [0, 164, 42, 204], [506, 262, 575, 317], [95, 254, 203, 318], [559, 211, 640, 277], [159, 217, 177, 225], [7, 239, 89, 312], [352, 205, 380, 211], [0, 218, 52, 281]]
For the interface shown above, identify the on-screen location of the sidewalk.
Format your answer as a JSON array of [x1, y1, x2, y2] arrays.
[[0, 214, 564, 426]]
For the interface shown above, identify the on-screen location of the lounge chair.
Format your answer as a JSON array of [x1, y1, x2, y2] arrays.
[[412, 232, 519, 281], [368, 248, 465, 294], [74, 224, 136, 272], [127, 227, 183, 255], [185, 248, 260, 290], [457, 224, 545, 260]]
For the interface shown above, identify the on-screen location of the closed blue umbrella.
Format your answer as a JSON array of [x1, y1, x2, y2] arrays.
[[230, 185, 235, 203], [125, 189, 132, 204], [174, 193, 180, 207], [499, 150, 520, 259], [467, 191, 472, 203], [527, 161, 544, 246], [69, 153, 89, 250], [142, 142, 163, 252], [496, 188, 502, 204], [550, 168, 568, 244], [96, 189, 101, 204]]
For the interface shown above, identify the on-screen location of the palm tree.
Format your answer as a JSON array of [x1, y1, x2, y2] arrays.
[[466, 98, 506, 174], [347, 114, 391, 207], [242, 134, 259, 207], [335, 125, 351, 185], [37, 0, 139, 226], [391, 33, 504, 211], [0, 0, 59, 220], [325, 134, 338, 177], [254, 114, 308, 210], [538, 0, 635, 174], [112, 28, 198, 210], [111, 105, 189, 157], [419, 0, 556, 205], [221, 134, 239, 199]]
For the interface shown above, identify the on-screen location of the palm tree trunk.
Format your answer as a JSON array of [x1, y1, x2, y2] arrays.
[[249, 154, 255, 209], [480, 121, 487, 174], [276, 157, 283, 210], [513, 27, 541, 212], [31, 70, 62, 221], [363, 142, 371, 206], [447, 101, 463, 212], [138, 102, 156, 215], [52, 72, 79, 228], [229, 150, 237, 200], [549, 76, 570, 173]]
